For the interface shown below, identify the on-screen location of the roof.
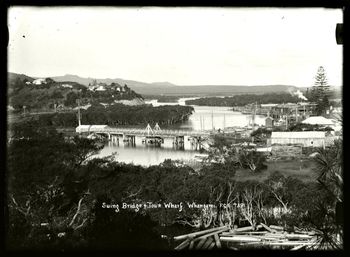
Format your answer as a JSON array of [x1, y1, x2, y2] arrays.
[[261, 104, 278, 107], [76, 125, 108, 130], [274, 103, 298, 108], [271, 131, 326, 139], [302, 116, 334, 126]]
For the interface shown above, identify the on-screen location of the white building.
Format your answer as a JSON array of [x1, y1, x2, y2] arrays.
[[271, 131, 327, 148], [32, 78, 47, 85], [61, 84, 73, 88], [301, 116, 334, 126], [76, 125, 109, 133], [95, 85, 106, 91]]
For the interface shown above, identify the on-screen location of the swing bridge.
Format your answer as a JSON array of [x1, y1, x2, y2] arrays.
[[76, 123, 212, 149]]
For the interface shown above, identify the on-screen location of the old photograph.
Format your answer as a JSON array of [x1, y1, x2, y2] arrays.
[[6, 6, 343, 251]]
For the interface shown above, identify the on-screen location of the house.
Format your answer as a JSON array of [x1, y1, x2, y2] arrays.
[[61, 84, 73, 88], [96, 86, 106, 91], [32, 78, 47, 85], [270, 131, 327, 148]]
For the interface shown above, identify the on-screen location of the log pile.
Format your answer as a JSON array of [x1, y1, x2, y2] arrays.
[[174, 223, 319, 250]]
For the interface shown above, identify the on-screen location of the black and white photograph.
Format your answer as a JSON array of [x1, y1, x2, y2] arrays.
[[5, 6, 343, 252]]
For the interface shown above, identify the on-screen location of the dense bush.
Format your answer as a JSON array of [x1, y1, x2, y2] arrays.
[[185, 93, 300, 106], [34, 103, 194, 127]]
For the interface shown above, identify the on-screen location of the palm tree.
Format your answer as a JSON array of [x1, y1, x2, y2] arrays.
[[314, 139, 342, 203], [311, 138, 343, 249]]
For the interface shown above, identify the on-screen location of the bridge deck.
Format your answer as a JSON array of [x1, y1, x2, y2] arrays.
[[78, 127, 212, 137]]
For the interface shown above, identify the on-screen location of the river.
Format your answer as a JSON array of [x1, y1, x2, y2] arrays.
[[96, 98, 266, 166]]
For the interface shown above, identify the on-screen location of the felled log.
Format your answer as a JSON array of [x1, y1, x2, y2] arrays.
[[195, 238, 207, 249], [193, 226, 230, 242], [222, 226, 266, 237], [268, 241, 317, 246], [220, 236, 262, 243], [232, 224, 263, 232], [207, 241, 216, 249], [269, 225, 284, 231], [290, 244, 308, 250], [175, 238, 191, 250], [202, 237, 214, 249], [214, 233, 222, 249], [260, 223, 277, 233], [189, 240, 195, 250], [285, 234, 314, 240], [174, 225, 228, 241]]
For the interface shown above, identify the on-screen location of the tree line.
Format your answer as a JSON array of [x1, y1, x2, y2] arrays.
[[184, 93, 301, 107], [32, 103, 194, 127]]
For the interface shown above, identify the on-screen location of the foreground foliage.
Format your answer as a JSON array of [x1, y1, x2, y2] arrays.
[[6, 122, 342, 250]]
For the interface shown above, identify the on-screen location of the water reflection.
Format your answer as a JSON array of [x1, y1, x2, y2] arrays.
[[96, 98, 267, 166]]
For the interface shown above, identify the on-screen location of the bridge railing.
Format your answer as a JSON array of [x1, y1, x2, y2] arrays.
[[98, 128, 211, 136]]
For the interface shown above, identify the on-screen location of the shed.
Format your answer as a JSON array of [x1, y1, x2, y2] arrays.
[[76, 125, 109, 133], [271, 131, 326, 147]]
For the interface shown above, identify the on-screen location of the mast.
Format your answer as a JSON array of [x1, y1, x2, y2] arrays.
[[203, 116, 205, 131], [252, 102, 256, 130], [77, 99, 81, 126], [200, 115, 203, 131], [223, 113, 226, 131]]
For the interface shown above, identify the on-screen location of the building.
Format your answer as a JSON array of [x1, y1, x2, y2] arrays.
[[95, 85, 106, 91], [270, 131, 331, 148], [270, 103, 317, 121], [76, 125, 109, 133], [301, 116, 334, 126], [61, 84, 73, 88], [265, 116, 274, 128], [32, 78, 47, 85]]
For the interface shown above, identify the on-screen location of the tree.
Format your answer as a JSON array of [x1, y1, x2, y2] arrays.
[[313, 139, 343, 203], [312, 66, 331, 115], [64, 92, 79, 107], [6, 121, 104, 250]]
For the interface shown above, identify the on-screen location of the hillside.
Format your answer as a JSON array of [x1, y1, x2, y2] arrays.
[[7, 72, 144, 111], [8, 72, 35, 83]]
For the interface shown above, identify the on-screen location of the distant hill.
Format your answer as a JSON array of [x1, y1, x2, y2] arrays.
[[48, 74, 301, 96]]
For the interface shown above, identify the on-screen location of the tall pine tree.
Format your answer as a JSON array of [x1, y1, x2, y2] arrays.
[[312, 66, 331, 115]]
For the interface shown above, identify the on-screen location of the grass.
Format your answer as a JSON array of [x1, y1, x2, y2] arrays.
[[235, 159, 318, 182]]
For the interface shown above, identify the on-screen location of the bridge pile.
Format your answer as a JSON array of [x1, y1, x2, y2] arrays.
[[174, 223, 320, 250]]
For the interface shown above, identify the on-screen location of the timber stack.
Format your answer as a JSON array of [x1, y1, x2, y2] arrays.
[[174, 223, 320, 250]]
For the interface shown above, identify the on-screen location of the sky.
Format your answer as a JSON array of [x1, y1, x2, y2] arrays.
[[8, 7, 343, 87]]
